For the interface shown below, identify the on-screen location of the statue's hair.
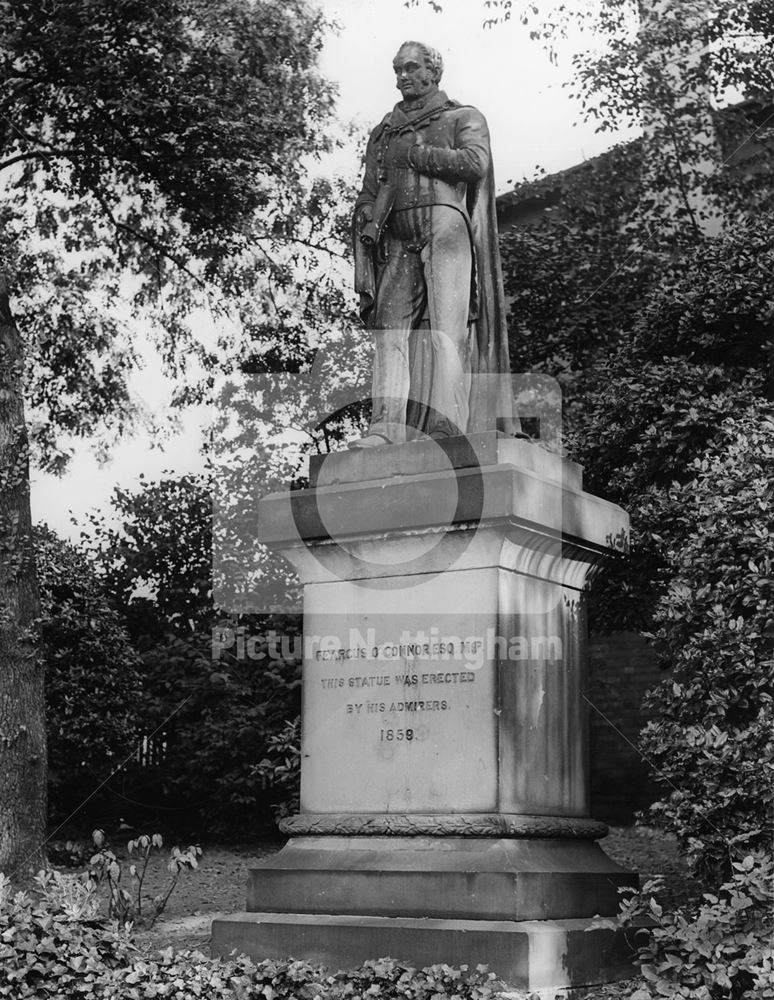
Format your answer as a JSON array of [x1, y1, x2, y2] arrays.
[[399, 41, 444, 82]]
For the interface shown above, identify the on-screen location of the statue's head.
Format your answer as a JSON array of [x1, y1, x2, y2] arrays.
[[393, 41, 443, 101]]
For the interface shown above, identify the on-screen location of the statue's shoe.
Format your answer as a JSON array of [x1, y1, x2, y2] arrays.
[[348, 434, 391, 450]]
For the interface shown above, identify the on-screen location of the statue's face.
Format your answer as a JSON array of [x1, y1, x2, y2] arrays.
[[393, 45, 436, 100]]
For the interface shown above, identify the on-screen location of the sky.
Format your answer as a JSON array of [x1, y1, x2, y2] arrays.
[[317, 0, 633, 189], [31, 0, 636, 541]]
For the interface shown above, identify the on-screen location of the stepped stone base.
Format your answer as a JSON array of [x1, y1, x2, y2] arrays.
[[242, 835, 635, 922], [211, 835, 638, 989]]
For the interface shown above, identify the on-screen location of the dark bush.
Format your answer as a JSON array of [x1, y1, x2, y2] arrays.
[[639, 408, 774, 881], [37, 525, 143, 828], [121, 622, 301, 837], [83, 475, 303, 837]]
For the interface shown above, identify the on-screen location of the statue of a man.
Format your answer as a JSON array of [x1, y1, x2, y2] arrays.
[[351, 40, 521, 448]]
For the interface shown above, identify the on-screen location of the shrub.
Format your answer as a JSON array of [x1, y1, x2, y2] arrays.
[[82, 475, 304, 837], [0, 869, 135, 999], [122, 622, 302, 836], [613, 852, 774, 1000], [48, 839, 92, 869], [638, 408, 774, 880], [36, 525, 143, 827], [252, 717, 301, 822]]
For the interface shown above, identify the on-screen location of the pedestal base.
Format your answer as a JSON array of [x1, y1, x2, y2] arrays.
[[211, 912, 635, 990], [221, 439, 637, 989], [211, 834, 637, 988], [242, 835, 634, 921]]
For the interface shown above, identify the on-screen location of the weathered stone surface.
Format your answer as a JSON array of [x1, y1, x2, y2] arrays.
[[243, 836, 635, 922], [310, 433, 583, 491], [211, 912, 636, 990], [258, 459, 625, 555], [300, 574, 499, 815]]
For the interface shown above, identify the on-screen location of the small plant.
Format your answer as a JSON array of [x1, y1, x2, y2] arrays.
[[253, 717, 301, 822], [89, 828, 202, 929], [35, 868, 101, 921]]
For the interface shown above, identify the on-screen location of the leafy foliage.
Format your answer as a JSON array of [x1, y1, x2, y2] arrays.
[[572, 363, 765, 631], [492, 0, 774, 900], [87, 475, 214, 637], [252, 717, 302, 823], [502, 170, 774, 404], [502, 190, 774, 634], [611, 852, 774, 1000], [47, 839, 93, 870], [0, 869, 134, 998], [638, 409, 774, 880], [633, 211, 774, 369], [124, 625, 302, 836], [0, 0, 333, 234], [501, 140, 648, 384], [36, 525, 143, 827]]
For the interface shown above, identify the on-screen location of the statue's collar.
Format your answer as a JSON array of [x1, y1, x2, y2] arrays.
[[391, 90, 451, 125]]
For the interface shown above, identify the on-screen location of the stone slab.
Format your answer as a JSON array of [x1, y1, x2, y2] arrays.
[[244, 837, 636, 922], [210, 912, 636, 990], [298, 578, 587, 814], [258, 465, 628, 555], [309, 433, 583, 492]]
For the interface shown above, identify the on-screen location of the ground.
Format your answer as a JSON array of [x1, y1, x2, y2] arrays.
[[81, 824, 697, 977]]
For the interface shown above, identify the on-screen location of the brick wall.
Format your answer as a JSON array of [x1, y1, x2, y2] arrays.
[[588, 631, 665, 825]]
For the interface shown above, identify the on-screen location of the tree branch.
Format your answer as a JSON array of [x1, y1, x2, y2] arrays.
[[663, 119, 704, 238], [253, 243, 284, 318], [0, 149, 89, 172], [254, 234, 348, 261], [91, 190, 208, 292], [0, 76, 50, 114]]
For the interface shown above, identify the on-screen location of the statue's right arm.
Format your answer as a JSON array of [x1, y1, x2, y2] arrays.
[[355, 124, 387, 226]]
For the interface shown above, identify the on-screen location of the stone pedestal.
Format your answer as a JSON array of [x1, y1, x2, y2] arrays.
[[212, 434, 637, 990]]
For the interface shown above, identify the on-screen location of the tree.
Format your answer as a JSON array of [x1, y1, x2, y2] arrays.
[[0, 277, 44, 875], [490, 1, 774, 880], [87, 475, 214, 638], [0, 0, 337, 873]]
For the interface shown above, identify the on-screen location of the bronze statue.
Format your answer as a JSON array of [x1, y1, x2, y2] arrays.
[[351, 41, 521, 448]]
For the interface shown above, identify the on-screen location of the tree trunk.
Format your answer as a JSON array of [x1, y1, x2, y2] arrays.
[[767, 329, 774, 402], [0, 275, 46, 877]]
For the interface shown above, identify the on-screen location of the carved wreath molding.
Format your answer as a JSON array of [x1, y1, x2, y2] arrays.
[[278, 812, 608, 839]]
